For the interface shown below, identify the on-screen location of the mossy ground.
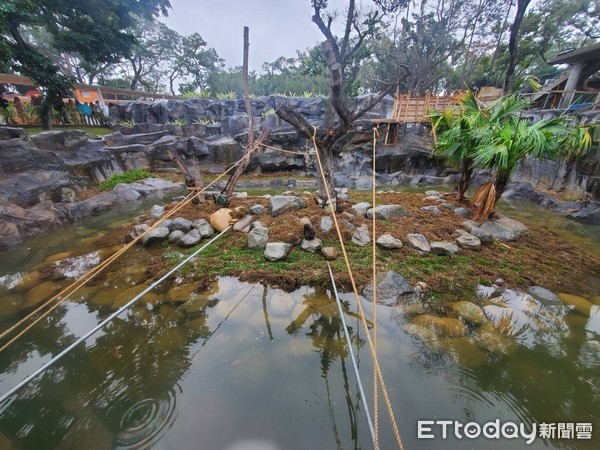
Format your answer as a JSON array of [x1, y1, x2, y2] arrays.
[[131, 191, 600, 303]]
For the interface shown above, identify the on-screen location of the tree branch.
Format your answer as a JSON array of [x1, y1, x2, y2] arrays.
[[340, 0, 356, 59], [276, 106, 316, 140], [322, 40, 351, 127], [312, 3, 340, 60]]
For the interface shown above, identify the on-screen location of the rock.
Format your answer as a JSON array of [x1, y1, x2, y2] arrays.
[[362, 271, 415, 306], [431, 241, 459, 255], [425, 190, 441, 196], [376, 234, 403, 249], [480, 215, 528, 241], [340, 219, 355, 232], [301, 238, 322, 253], [248, 226, 269, 249], [269, 195, 307, 217], [126, 224, 149, 243], [321, 247, 338, 260], [453, 207, 470, 218], [168, 230, 185, 243], [30, 129, 88, 151], [112, 184, 142, 202], [355, 175, 373, 190], [568, 202, 600, 225], [141, 226, 169, 247], [158, 219, 173, 229], [406, 233, 430, 253], [455, 231, 481, 250], [264, 242, 292, 261], [249, 204, 264, 215], [420, 205, 441, 214], [351, 224, 370, 246], [192, 219, 214, 237], [210, 208, 233, 232], [527, 286, 562, 306], [233, 214, 254, 232], [150, 204, 165, 219], [452, 301, 488, 325], [170, 217, 193, 232], [366, 204, 408, 220], [558, 293, 593, 316], [320, 216, 333, 233], [178, 229, 202, 247], [411, 315, 468, 337], [351, 202, 371, 217], [462, 220, 493, 243]]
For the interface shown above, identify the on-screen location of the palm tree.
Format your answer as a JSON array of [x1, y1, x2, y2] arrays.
[[471, 94, 591, 220], [429, 90, 486, 200]]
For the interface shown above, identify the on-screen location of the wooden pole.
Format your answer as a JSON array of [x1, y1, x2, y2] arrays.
[[243, 26, 254, 149]]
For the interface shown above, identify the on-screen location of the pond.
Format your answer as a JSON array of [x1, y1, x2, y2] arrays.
[[0, 194, 598, 449]]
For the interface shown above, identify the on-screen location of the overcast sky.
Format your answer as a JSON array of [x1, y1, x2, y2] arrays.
[[161, 0, 349, 72]]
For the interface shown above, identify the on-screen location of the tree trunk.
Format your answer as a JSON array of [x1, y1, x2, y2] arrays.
[[39, 98, 52, 130], [315, 141, 338, 211], [457, 158, 474, 200], [494, 173, 510, 203], [502, 0, 531, 93]]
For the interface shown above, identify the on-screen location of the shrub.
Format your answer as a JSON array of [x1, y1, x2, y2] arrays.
[[99, 169, 153, 191]]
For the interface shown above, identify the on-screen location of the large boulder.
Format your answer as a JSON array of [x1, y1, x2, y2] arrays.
[[430, 241, 459, 255], [103, 130, 170, 147], [30, 130, 88, 151], [269, 196, 307, 217], [192, 219, 215, 237], [205, 136, 244, 163], [362, 271, 415, 306], [141, 226, 169, 246], [178, 229, 202, 247], [301, 238, 322, 253], [351, 224, 370, 246], [480, 215, 528, 241], [351, 202, 371, 217], [406, 233, 431, 253], [376, 234, 403, 249], [455, 231, 481, 250]]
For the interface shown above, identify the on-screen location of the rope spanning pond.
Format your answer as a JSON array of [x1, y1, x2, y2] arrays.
[[327, 262, 376, 445], [0, 227, 231, 404]]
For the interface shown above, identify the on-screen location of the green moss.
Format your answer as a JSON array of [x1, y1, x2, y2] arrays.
[[25, 126, 113, 136], [99, 169, 154, 191]]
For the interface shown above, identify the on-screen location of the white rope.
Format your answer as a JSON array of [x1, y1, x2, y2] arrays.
[[327, 262, 376, 445], [0, 227, 231, 404]]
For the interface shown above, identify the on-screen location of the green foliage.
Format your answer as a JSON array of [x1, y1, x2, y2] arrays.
[[168, 118, 187, 126], [261, 108, 276, 116], [180, 90, 212, 99], [99, 169, 153, 191], [215, 91, 237, 100], [193, 118, 218, 125], [117, 120, 136, 127]]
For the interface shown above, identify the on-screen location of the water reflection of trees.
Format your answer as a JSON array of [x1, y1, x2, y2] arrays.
[[286, 288, 368, 450], [0, 296, 218, 449]]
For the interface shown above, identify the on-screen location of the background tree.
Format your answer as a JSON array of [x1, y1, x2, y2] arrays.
[[0, 0, 171, 128], [277, 0, 409, 209]]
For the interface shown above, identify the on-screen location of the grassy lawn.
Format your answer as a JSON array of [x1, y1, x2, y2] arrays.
[[23, 125, 113, 136]]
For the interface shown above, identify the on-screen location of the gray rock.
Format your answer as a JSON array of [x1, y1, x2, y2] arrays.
[[192, 219, 214, 237], [141, 226, 169, 247], [178, 229, 202, 247], [455, 231, 481, 250], [170, 217, 193, 232], [321, 247, 338, 260], [376, 234, 403, 249], [420, 205, 441, 215], [126, 224, 149, 243], [362, 271, 415, 306], [113, 184, 142, 202], [30, 129, 88, 151], [157, 219, 172, 229], [425, 190, 441, 196], [249, 204, 265, 215], [479, 216, 527, 241], [269, 195, 307, 217], [453, 207, 470, 218], [150, 204, 165, 219], [168, 230, 185, 243], [355, 175, 373, 190], [406, 233, 431, 253], [248, 226, 269, 249], [440, 203, 457, 211], [528, 286, 563, 306], [352, 202, 371, 217], [233, 214, 254, 232], [351, 224, 370, 246], [462, 221, 493, 243], [366, 204, 408, 220], [320, 216, 333, 233], [340, 219, 355, 232], [264, 242, 292, 261], [301, 238, 322, 253], [431, 241, 459, 255]]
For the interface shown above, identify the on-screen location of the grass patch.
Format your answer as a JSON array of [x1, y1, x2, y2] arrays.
[[99, 169, 154, 191]]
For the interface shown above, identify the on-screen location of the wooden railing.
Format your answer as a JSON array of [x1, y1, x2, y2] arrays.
[[390, 91, 464, 123]]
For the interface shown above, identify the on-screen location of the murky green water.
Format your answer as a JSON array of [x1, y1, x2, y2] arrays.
[[0, 194, 598, 449]]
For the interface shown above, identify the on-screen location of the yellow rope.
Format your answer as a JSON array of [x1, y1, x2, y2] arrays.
[[310, 127, 404, 450], [372, 126, 380, 450], [0, 154, 252, 352]]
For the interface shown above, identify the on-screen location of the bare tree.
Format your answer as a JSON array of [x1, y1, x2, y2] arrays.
[[276, 0, 409, 210]]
